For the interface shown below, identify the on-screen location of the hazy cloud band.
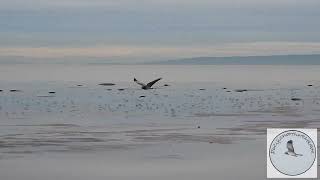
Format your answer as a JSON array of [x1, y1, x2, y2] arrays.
[[1, 42, 320, 62]]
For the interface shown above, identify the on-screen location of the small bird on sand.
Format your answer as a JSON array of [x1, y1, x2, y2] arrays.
[[134, 78, 162, 90], [285, 140, 302, 157]]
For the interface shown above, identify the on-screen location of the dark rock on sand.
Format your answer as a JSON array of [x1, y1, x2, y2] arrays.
[[0, 90, 3, 92], [226, 91, 231, 92], [307, 84, 313, 87], [291, 98, 302, 101], [199, 88, 206, 90], [139, 96, 146, 98], [98, 83, 116, 86], [164, 84, 170, 87], [48, 91, 56, 94], [10, 89, 21, 92], [106, 89, 112, 91], [222, 88, 227, 89], [234, 89, 247, 92], [77, 84, 83, 87], [118, 89, 125, 91]]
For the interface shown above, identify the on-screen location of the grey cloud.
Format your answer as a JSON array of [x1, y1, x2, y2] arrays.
[[0, 0, 320, 61]]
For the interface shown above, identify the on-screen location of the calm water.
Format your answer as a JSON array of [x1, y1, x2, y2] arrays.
[[1, 64, 320, 180], [1, 64, 320, 86]]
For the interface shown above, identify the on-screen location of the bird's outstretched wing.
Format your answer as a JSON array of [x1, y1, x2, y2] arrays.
[[134, 78, 146, 87], [287, 140, 295, 153], [147, 78, 162, 87]]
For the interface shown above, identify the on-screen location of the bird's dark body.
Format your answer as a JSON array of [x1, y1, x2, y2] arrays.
[[142, 86, 150, 90], [134, 78, 162, 90]]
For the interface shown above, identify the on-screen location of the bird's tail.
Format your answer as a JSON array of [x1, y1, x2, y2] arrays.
[[296, 154, 303, 156]]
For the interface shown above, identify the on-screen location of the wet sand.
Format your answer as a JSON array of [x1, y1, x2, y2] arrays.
[[1, 65, 320, 179]]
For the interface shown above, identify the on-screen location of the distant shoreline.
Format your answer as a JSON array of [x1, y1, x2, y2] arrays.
[[147, 54, 320, 65], [1, 54, 320, 65]]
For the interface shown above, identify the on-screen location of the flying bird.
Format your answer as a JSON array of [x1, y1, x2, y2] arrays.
[[285, 140, 302, 157], [134, 78, 162, 90]]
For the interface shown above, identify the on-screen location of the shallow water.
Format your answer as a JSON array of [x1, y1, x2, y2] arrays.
[[1, 64, 320, 86], [1, 64, 320, 179]]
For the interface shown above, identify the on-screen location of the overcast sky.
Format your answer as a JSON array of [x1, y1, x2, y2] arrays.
[[1, 0, 320, 62]]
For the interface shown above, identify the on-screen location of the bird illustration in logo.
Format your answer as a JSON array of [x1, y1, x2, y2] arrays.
[[285, 140, 303, 157]]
